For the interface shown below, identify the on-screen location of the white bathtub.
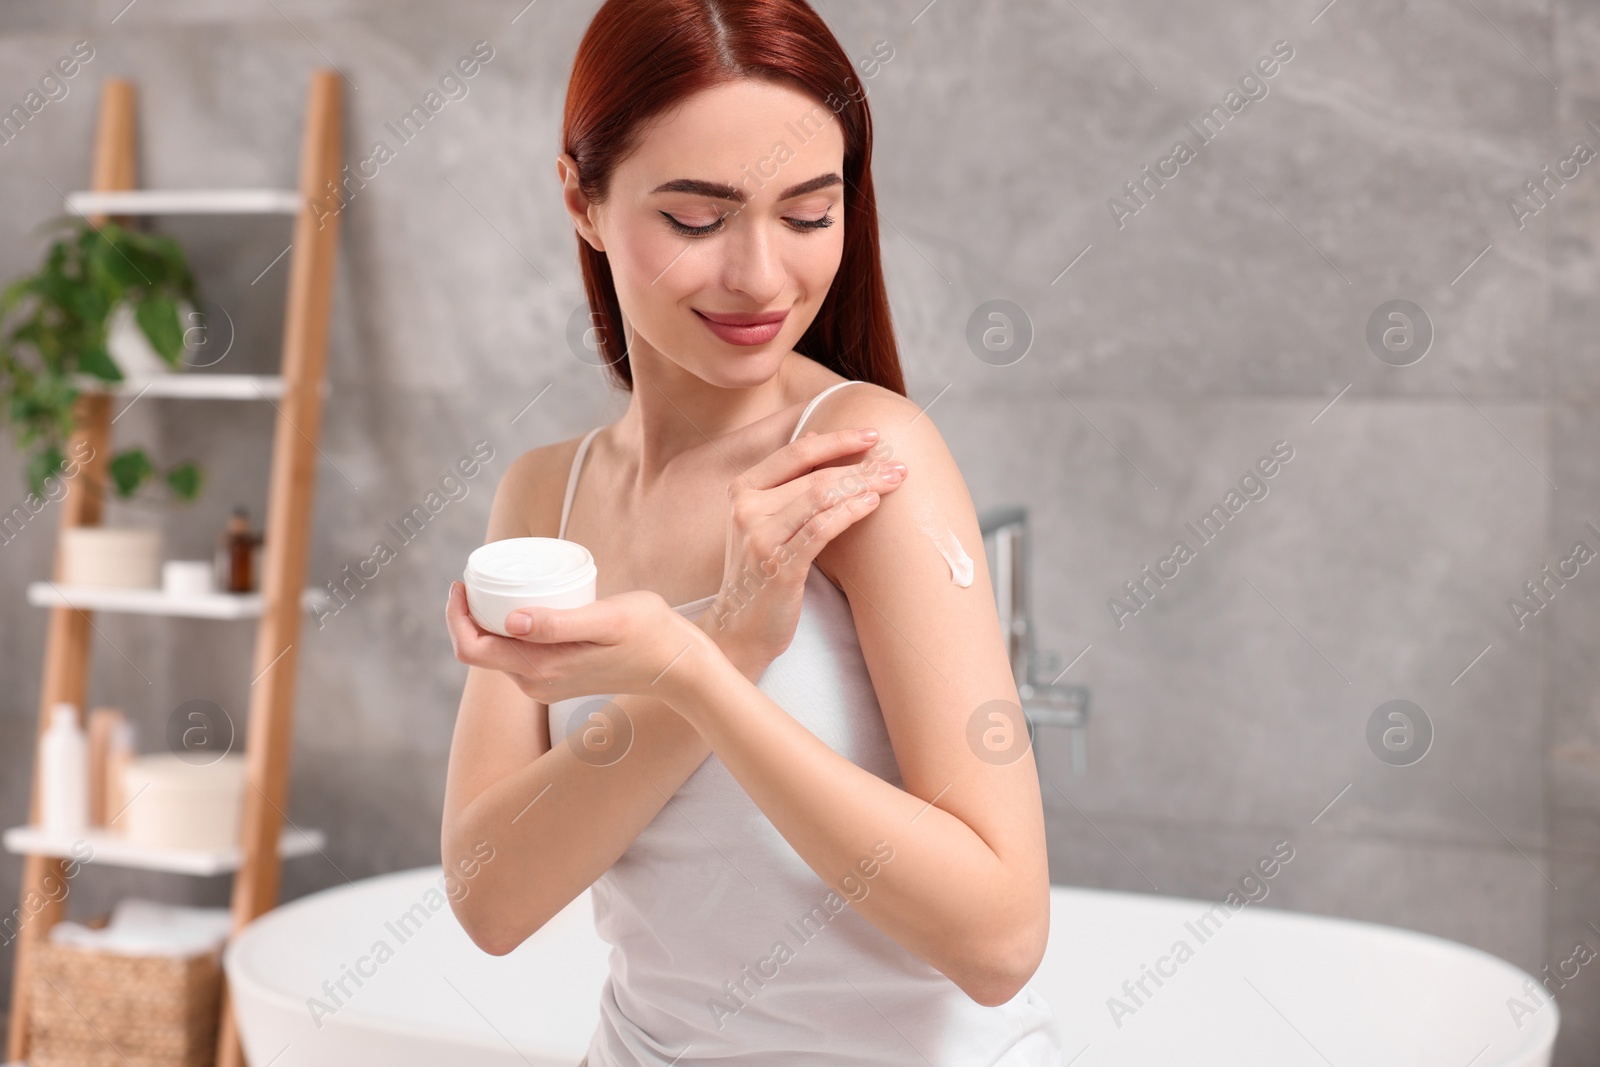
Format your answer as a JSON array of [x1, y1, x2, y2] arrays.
[[224, 865, 1558, 1066]]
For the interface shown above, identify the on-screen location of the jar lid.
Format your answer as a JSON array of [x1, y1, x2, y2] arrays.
[[123, 753, 246, 794], [62, 526, 162, 544], [464, 537, 596, 596]]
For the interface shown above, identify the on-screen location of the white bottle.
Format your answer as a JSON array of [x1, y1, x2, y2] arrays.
[[40, 701, 89, 836]]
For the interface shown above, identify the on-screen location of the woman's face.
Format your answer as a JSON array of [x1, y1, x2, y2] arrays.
[[561, 78, 847, 390]]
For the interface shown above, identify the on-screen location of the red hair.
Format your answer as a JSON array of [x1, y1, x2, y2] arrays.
[[561, 0, 906, 397]]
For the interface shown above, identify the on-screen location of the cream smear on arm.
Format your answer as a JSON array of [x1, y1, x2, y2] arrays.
[[915, 500, 974, 587]]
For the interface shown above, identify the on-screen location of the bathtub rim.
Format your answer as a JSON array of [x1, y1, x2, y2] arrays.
[[225, 865, 1559, 1056], [223, 865, 589, 1059], [1036, 881, 1560, 1056]]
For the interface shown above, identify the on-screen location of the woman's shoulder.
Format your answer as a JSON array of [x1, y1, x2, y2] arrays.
[[490, 430, 599, 539], [802, 380, 927, 440], [799, 380, 969, 505]]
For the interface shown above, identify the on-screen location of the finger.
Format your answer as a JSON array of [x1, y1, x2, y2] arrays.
[[445, 581, 485, 637], [768, 457, 905, 543], [503, 595, 625, 646], [446, 584, 559, 682], [779, 485, 881, 567], [448, 581, 510, 643], [740, 427, 882, 492], [445, 582, 531, 665]]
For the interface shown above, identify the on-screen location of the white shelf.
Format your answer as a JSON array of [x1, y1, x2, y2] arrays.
[[3, 824, 326, 877], [27, 582, 333, 619], [74, 373, 288, 400], [65, 188, 302, 217]]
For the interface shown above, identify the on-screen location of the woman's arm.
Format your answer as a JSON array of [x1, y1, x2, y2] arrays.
[[442, 654, 717, 955], [442, 447, 729, 954], [653, 388, 1052, 1007]]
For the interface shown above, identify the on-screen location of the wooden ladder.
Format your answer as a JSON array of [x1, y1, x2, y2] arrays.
[[4, 69, 343, 1067]]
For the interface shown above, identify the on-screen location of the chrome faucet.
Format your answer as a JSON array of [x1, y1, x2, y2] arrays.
[[978, 506, 1090, 776]]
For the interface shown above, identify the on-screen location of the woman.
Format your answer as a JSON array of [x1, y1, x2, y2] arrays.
[[442, 1, 1063, 1062]]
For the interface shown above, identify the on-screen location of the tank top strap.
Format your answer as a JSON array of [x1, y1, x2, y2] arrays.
[[788, 379, 868, 444], [558, 426, 603, 540]]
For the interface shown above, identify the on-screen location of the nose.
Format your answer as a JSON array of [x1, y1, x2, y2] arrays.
[[720, 211, 785, 304]]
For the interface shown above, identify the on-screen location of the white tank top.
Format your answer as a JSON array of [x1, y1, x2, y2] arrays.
[[549, 380, 1064, 1065]]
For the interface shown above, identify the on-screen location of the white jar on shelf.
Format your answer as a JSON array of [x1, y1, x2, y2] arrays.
[[59, 526, 163, 588], [117, 753, 246, 851]]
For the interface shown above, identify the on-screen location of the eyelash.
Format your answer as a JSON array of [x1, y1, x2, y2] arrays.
[[660, 210, 835, 237]]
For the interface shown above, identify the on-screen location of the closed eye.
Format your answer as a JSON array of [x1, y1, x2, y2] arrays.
[[660, 210, 836, 238]]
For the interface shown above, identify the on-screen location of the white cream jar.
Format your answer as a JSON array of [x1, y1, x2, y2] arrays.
[[117, 753, 246, 851], [463, 536, 597, 637]]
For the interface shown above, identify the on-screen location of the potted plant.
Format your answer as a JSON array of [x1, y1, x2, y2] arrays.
[[0, 214, 206, 505]]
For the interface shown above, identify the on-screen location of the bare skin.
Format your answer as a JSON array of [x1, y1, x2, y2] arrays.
[[441, 78, 1050, 1007]]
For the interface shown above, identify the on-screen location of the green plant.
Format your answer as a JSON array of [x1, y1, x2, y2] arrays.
[[0, 215, 206, 504]]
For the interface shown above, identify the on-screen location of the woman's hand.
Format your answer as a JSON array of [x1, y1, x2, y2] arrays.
[[700, 427, 908, 678], [443, 425, 907, 702], [445, 582, 715, 706]]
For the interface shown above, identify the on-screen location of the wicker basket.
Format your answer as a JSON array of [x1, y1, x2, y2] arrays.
[[28, 914, 223, 1067]]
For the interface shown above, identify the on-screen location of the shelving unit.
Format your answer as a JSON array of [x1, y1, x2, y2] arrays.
[[72, 372, 290, 400], [25, 580, 332, 619], [5, 71, 344, 1067], [2, 826, 327, 879], [64, 188, 303, 216]]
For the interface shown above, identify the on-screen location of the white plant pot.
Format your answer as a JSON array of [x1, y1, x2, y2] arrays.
[[60, 525, 164, 588], [106, 299, 197, 379]]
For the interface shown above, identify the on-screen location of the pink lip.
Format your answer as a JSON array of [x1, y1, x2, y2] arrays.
[[695, 308, 789, 326], [693, 308, 788, 346]]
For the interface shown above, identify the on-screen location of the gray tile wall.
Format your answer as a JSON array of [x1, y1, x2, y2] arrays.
[[0, 0, 1594, 1061]]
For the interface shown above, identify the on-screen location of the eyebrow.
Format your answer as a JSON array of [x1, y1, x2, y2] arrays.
[[649, 172, 843, 205]]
